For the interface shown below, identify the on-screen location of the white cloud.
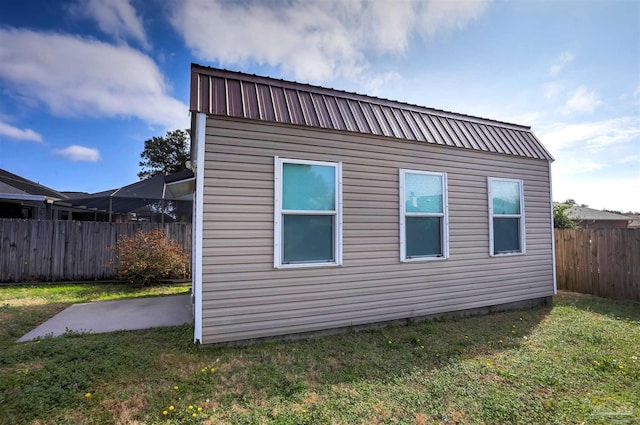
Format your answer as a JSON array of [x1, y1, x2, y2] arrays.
[[0, 120, 43, 142], [170, 0, 490, 82], [549, 51, 575, 77], [540, 117, 640, 152], [565, 86, 602, 113], [0, 28, 187, 129], [71, 0, 149, 49], [54, 145, 101, 162], [544, 82, 563, 101]]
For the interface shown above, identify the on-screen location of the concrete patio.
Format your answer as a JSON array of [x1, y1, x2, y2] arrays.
[[17, 294, 192, 342]]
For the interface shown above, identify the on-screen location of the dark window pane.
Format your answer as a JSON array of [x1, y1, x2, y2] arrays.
[[494, 217, 520, 253], [406, 217, 442, 258], [283, 215, 334, 263]]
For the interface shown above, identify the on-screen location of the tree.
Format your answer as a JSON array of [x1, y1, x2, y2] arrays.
[[138, 129, 190, 179], [553, 204, 577, 229]]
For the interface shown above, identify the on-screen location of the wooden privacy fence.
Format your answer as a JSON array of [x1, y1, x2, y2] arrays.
[[0, 220, 192, 283], [555, 228, 640, 301]]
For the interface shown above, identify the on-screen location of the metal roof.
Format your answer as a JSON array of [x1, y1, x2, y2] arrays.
[[190, 64, 553, 161]]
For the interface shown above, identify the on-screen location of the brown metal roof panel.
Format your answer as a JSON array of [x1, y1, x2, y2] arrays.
[[190, 71, 200, 111], [256, 84, 275, 121], [470, 122, 501, 154], [381, 106, 404, 139], [459, 121, 486, 151], [346, 100, 370, 133], [335, 97, 358, 132], [517, 132, 540, 158], [444, 118, 472, 149], [284, 89, 305, 126], [522, 132, 551, 160], [324, 96, 347, 130], [494, 128, 526, 156], [359, 102, 382, 135], [410, 112, 435, 143], [211, 77, 226, 115], [226, 79, 243, 117], [482, 125, 511, 155], [298, 91, 320, 127], [513, 130, 537, 158], [393, 109, 417, 140], [496, 127, 525, 156], [241, 81, 260, 119], [454, 120, 481, 150], [311, 93, 333, 129], [520, 131, 546, 159], [432, 116, 459, 147], [271, 86, 291, 123], [370, 103, 394, 138], [420, 114, 445, 145], [400, 110, 424, 141], [198, 74, 210, 114], [461, 121, 483, 151]]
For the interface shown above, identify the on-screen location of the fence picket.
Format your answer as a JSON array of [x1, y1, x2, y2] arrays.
[[555, 228, 640, 301], [0, 219, 191, 282]]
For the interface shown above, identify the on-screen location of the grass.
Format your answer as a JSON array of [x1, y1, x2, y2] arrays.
[[0, 286, 638, 425]]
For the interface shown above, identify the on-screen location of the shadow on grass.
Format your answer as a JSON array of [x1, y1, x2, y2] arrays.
[[224, 305, 553, 392], [555, 291, 640, 322]]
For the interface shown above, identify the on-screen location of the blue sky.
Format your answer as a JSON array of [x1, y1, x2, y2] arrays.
[[0, 0, 638, 211]]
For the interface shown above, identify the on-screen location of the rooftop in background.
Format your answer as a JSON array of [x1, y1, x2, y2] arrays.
[[190, 64, 553, 161], [0, 168, 67, 201], [559, 204, 632, 222]]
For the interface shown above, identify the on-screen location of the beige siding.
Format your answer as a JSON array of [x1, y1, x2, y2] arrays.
[[200, 117, 554, 344]]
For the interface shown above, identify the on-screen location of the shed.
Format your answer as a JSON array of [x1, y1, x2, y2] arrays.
[[188, 64, 556, 345]]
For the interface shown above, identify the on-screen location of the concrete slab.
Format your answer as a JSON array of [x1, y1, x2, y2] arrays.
[[17, 295, 192, 342]]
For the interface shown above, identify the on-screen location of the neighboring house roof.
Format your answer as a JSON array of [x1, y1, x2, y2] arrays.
[[0, 168, 67, 201], [56, 172, 192, 214], [563, 205, 631, 221], [190, 64, 552, 161]]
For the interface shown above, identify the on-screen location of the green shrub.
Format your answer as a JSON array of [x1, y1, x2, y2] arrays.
[[110, 230, 188, 286], [554, 204, 578, 229]]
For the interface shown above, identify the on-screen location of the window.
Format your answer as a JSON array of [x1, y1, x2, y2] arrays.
[[274, 157, 342, 268], [488, 177, 525, 256], [399, 169, 448, 261]]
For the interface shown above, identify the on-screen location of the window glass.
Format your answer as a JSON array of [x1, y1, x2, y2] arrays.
[[492, 180, 521, 215], [404, 173, 443, 213], [493, 217, 520, 253], [406, 217, 442, 257], [282, 215, 334, 263], [275, 158, 341, 268], [282, 163, 335, 211]]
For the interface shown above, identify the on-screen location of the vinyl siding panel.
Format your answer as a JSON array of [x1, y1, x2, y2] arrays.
[[200, 117, 554, 344]]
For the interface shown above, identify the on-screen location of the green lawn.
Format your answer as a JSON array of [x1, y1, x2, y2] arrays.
[[0, 285, 638, 425]]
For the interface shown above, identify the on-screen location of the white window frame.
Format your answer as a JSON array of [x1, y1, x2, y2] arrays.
[[274, 156, 343, 269], [399, 169, 449, 262], [488, 177, 526, 256]]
